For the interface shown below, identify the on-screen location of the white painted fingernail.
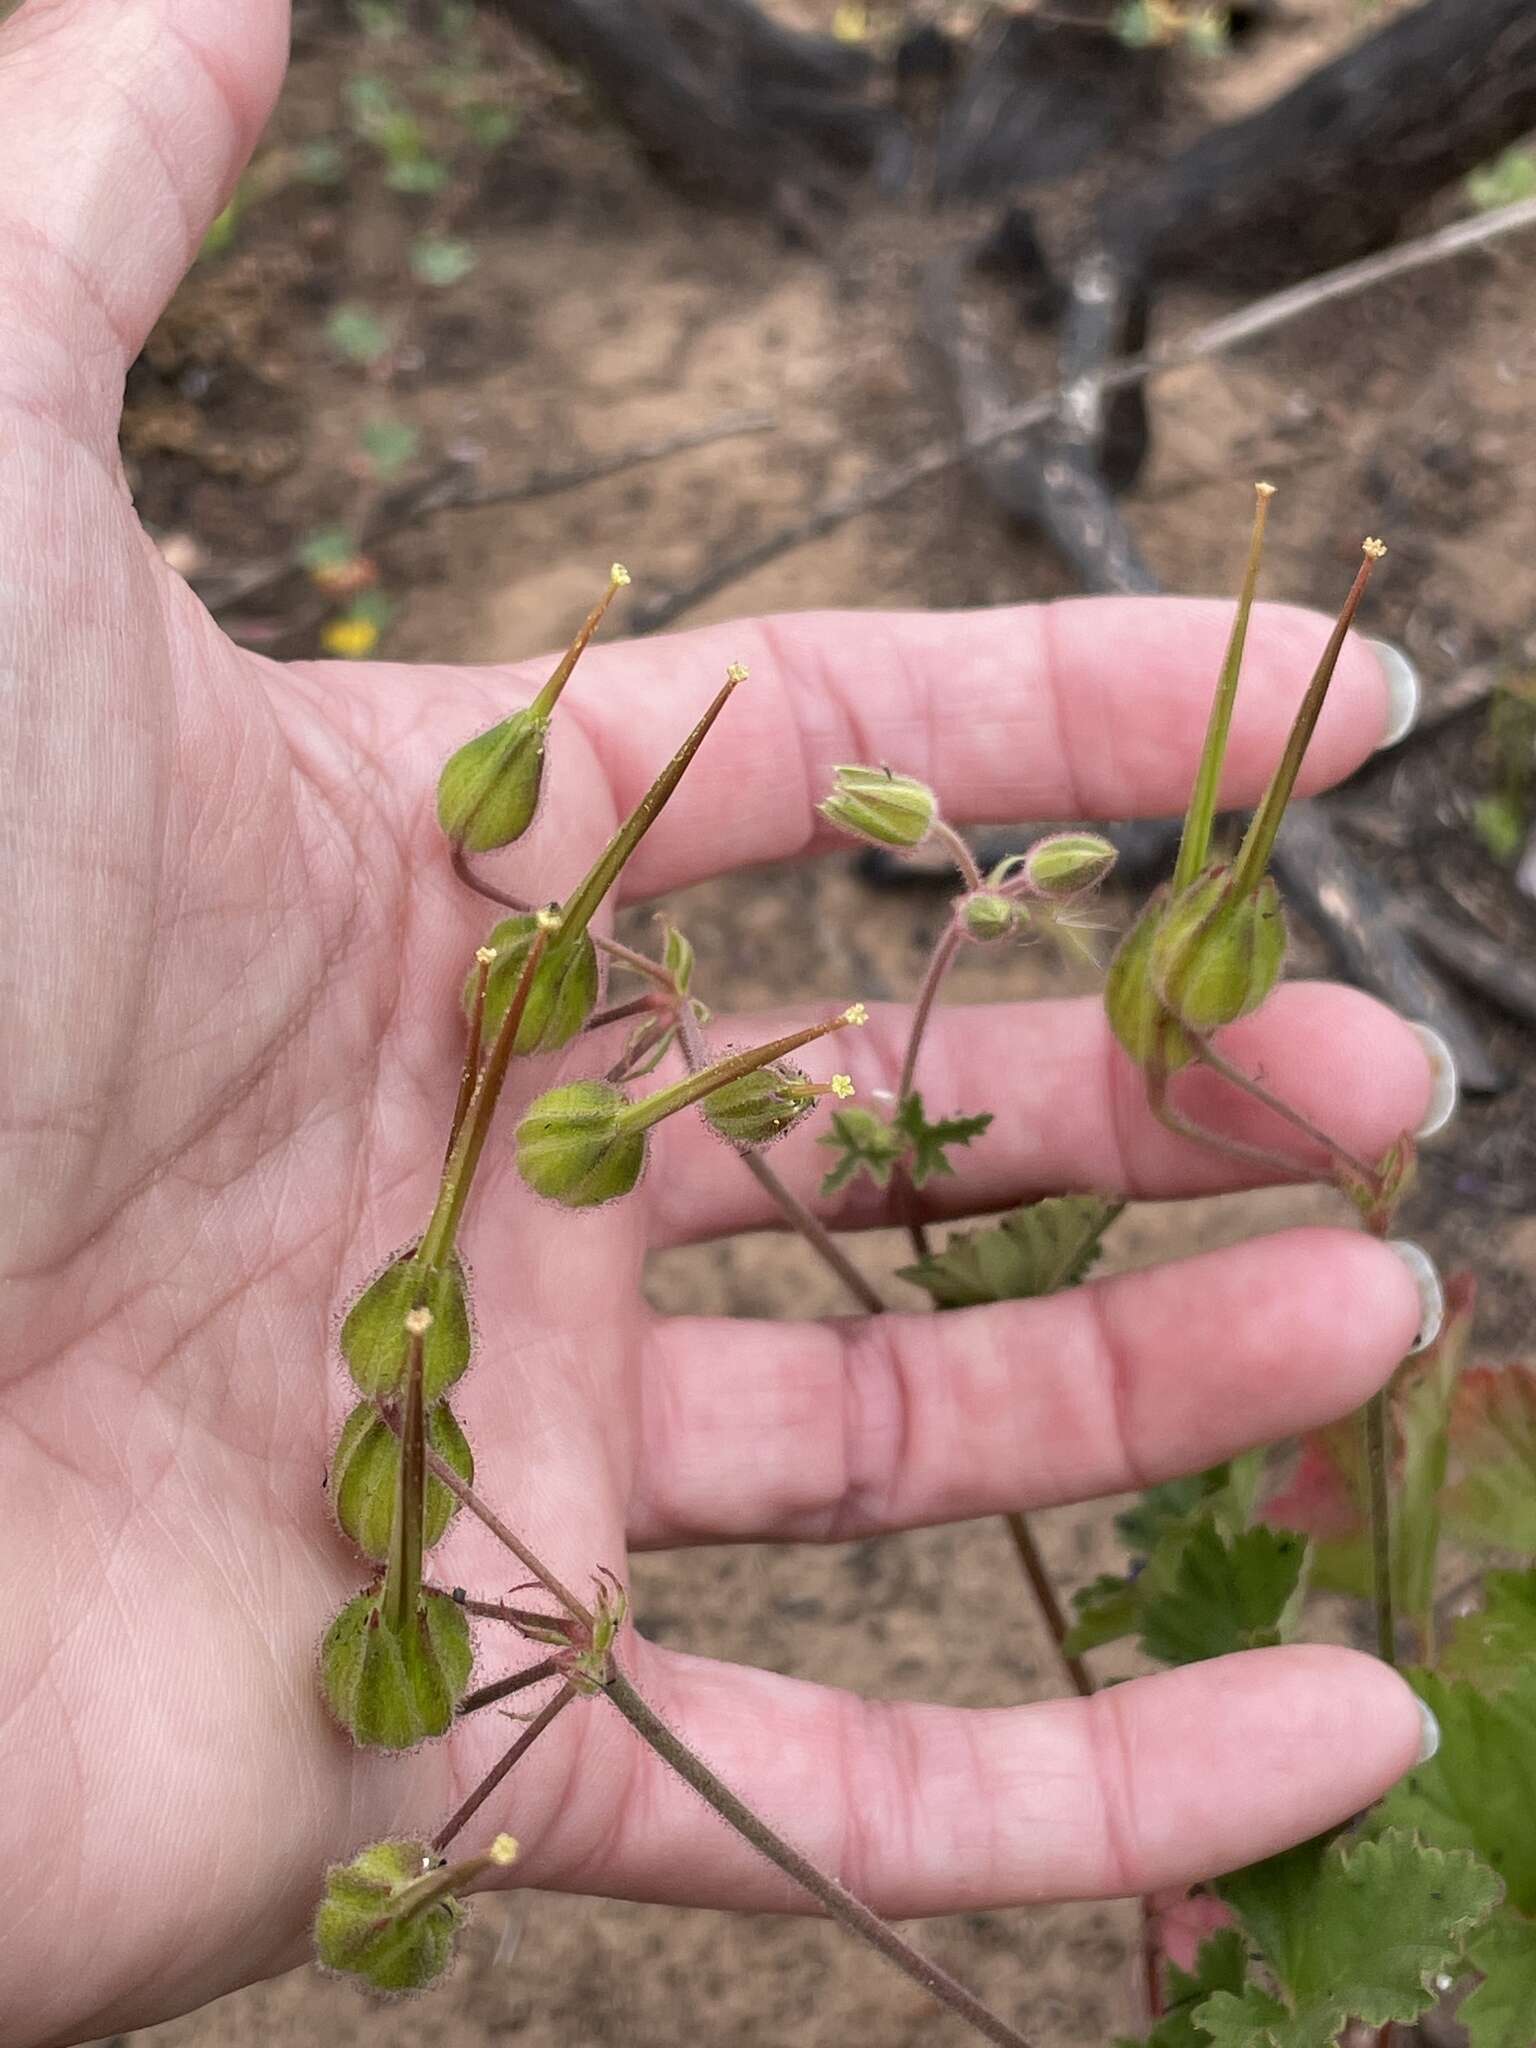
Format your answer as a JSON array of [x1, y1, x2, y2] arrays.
[[1388, 1240, 1445, 1355], [1415, 1696, 1441, 1764], [1409, 1022, 1459, 1139], [1370, 640, 1421, 748]]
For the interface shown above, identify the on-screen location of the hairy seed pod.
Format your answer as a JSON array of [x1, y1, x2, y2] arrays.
[[1021, 830, 1117, 899], [320, 1586, 473, 1751], [515, 1081, 645, 1208], [340, 1253, 472, 1401], [314, 1834, 518, 1992], [702, 1061, 821, 1148], [960, 892, 1019, 943], [332, 1399, 473, 1562], [436, 709, 549, 853], [819, 765, 937, 849], [1149, 865, 1286, 1037], [474, 914, 599, 1053], [1104, 888, 1197, 1073]]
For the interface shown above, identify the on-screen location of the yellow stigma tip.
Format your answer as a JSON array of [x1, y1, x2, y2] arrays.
[[534, 907, 563, 933], [475, 945, 497, 967], [404, 1307, 434, 1337], [609, 563, 631, 587], [1363, 537, 1387, 560], [488, 1835, 520, 1867], [842, 1003, 868, 1027], [830, 1074, 855, 1099], [1255, 480, 1276, 498], [725, 661, 749, 685]]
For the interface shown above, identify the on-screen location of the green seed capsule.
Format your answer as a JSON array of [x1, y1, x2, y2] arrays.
[[1104, 888, 1198, 1073], [314, 1839, 464, 1991], [340, 1253, 472, 1402], [320, 1586, 473, 1751], [436, 709, 548, 853], [474, 914, 599, 1053], [332, 1399, 473, 1562], [961, 892, 1019, 943], [819, 765, 937, 849], [515, 1081, 646, 1208], [1022, 831, 1117, 899], [1149, 865, 1286, 1038], [702, 1061, 822, 1147]]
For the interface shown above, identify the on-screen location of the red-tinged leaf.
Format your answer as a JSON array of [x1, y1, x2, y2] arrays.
[[1445, 1354, 1536, 1555], [1147, 1885, 1237, 1978]]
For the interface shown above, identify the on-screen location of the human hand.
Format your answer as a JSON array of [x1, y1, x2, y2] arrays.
[[0, 4, 1439, 2043]]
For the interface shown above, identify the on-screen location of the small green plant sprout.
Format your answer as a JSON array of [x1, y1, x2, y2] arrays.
[[470, 664, 746, 1052], [517, 1007, 867, 1207], [315, 1833, 518, 1991], [1105, 489, 1400, 1195], [437, 564, 629, 852]]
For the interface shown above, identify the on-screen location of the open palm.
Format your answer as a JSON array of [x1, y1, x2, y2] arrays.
[[0, 6, 1440, 2045]]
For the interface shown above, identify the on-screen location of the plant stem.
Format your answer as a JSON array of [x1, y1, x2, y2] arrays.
[[1364, 1387, 1397, 1666], [418, 924, 553, 1271], [446, 948, 492, 1160], [1190, 1039, 1377, 1181], [431, 1684, 579, 1855], [674, 1002, 887, 1315], [1004, 1515, 1093, 1700], [381, 1324, 427, 1636], [452, 1595, 571, 1633], [528, 567, 628, 723], [895, 922, 963, 1260], [414, 1434, 593, 1626], [603, 1670, 1037, 2048], [930, 818, 984, 893], [585, 992, 665, 1033], [459, 1658, 564, 1718], [622, 1010, 857, 1134]]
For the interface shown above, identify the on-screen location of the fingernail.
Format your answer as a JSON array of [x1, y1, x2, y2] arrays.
[[1415, 1695, 1441, 1764], [1387, 1240, 1445, 1355], [1408, 1022, 1459, 1139], [1369, 640, 1421, 749]]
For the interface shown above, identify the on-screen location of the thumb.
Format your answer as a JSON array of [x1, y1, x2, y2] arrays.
[[0, 0, 290, 435]]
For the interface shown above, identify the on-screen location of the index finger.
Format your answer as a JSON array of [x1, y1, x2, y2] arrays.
[[551, 597, 1402, 900]]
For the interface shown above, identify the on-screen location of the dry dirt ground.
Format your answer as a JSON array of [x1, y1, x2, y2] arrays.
[[114, 3, 1536, 2044]]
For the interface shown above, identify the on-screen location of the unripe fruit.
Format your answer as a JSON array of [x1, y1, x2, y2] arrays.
[[321, 1586, 473, 1750], [961, 892, 1019, 943], [1104, 888, 1196, 1072], [702, 1061, 821, 1147], [340, 1253, 472, 1401], [314, 1834, 518, 1991], [819, 765, 937, 849], [515, 1081, 645, 1208], [1148, 865, 1286, 1037], [436, 709, 548, 852], [1021, 830, 1117, 899], [332, 1399, 473, 1561], [474, 914, 599, 1053]]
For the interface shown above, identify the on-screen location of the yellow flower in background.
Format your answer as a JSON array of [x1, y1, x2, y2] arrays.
[[831, 5, 868, 42], [321, 615, 380, 659]]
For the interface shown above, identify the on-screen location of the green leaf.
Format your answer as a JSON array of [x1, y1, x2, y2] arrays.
[[1377, 1671, 1536, 1915], [818, 1106, 906, 1196], [1218, 1828, 1501, 2031], [361, 416, 420, 479], [1116, 1466, 1243, 1553], [388, 156, 451, 195], [460, 100, 517, 148], [1467, 147, 1536, 213], [899, 1194, 1119, 1309], [660, 918, 695, 994], [296, 524, 362, 575], [1065, 1571, 1144, 1656], [1444, 1361, 1536, 1554], [326, 303, 391, 366], [410, 235, 477, 288], [1462, 1910, 1536, 2048], [1117, 1929, 1250, 2048], [892, 1091, 993, 1187], [1138, 1523, 1305, 1666], [1442, 1569, 1536, 1695], [1193, 1985, 1333, 2048], [1473, 793, 1526, 863]]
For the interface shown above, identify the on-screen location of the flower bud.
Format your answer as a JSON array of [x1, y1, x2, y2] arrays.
[[340, 1252, 472, 1401], [702, 1061, 826, 1147], [960, 892, 1019, 943], [332, 1398, 473, 1562], [314, 1834, 517, 1991], [321, 1585, 473, 1750], [1021, 831, 1117, 899], [436, 708, 548, 853], [474, 913, 599, 1053], [516, 1081, 646, 1208], [1148, 865, 1286, 1037], [820, 765, 937, 849]]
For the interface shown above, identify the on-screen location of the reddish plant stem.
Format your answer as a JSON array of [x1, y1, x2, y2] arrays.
[[1003, 1515, 1093, 1701], [432, 1683, 579, 1855], [894, 921, 962, 1261], [459, 1658, 564, 1718]]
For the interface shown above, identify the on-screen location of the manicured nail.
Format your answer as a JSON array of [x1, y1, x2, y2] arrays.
[[1387, 1240, 1445, 1355], [1408, 1022, 1458, 1139], [1369, 640, 1420, 748], [1415, 1695, 1441, 1764]]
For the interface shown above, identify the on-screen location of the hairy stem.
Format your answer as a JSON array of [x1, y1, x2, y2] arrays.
[[458, 1658, 564, 1718], [432, 1684, 579, 1855], [1004, 1515, 1093, 1700], [603, 1670, 1036, 2048], [930, 818, 983, 894], [1364, 1388, 1397, 1666], [895, 923, 963, 1260]]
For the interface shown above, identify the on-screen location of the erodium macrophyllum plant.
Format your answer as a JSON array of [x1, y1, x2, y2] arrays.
[[314, 511, 1529, 2046]]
